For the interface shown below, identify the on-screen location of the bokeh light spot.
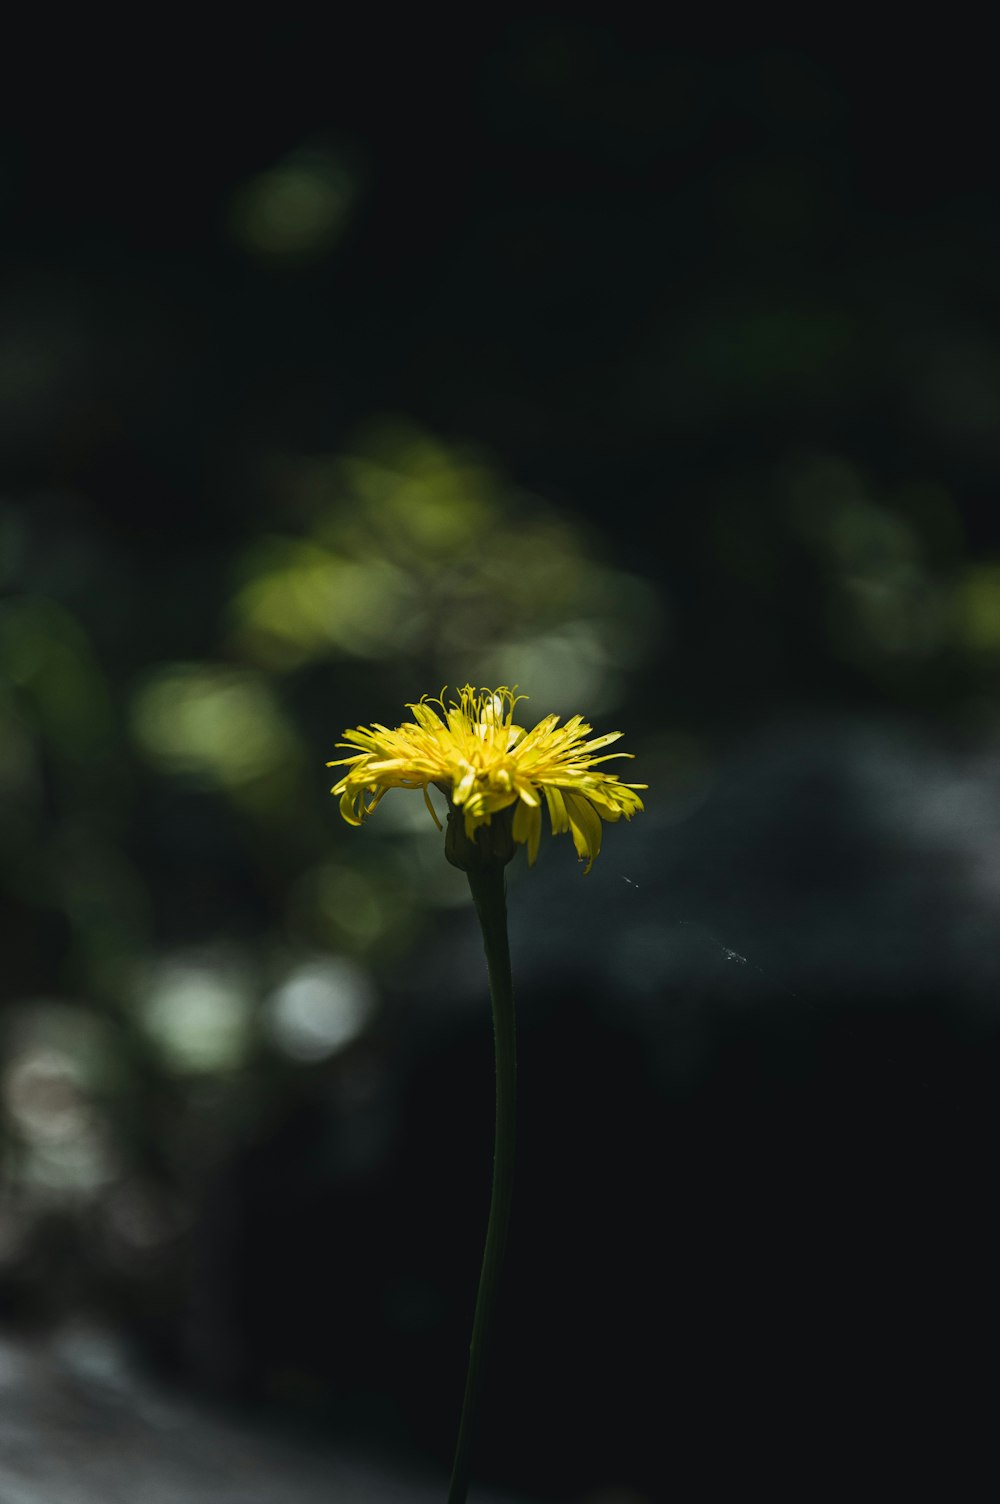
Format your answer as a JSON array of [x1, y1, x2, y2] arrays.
[[229, 148, 357, 263], [956, 563, 1000, 653], [130, 663, 297, 786], [137, 955, 253, 1074], [266, 957, 377, 1063]]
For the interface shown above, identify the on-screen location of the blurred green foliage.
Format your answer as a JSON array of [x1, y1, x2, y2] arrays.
[[0, 417, 663, 1325]]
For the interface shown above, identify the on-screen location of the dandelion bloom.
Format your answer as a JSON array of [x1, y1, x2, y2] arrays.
[[327, 686, 645, 873]]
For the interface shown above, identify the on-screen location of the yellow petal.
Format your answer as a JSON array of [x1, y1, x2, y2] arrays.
[[563, 791, 603, 873], [422, 783, 442, 830], [543, 783, 569, 834], [513, 798, 542, 865], [339, 788, 363, 825]]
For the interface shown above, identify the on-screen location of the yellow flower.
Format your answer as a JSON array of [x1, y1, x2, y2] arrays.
[[327, 685, 645, 873]]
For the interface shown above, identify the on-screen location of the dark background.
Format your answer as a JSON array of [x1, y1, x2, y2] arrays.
[[2, 22, 999, 1500]]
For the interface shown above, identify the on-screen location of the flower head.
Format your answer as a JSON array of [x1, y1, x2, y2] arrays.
[[327, 686, 645, 873]]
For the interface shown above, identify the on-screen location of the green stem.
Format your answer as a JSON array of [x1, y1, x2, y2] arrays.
[[447, 858, 517, 1504]]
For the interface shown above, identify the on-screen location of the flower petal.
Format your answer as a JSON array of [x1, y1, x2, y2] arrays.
[[512, 797, 542, 865], [563, 791, 604, 873], [543, 783, 569, 834]]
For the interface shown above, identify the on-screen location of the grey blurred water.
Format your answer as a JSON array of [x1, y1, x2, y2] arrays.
[[0, 1325, 532, 1504]]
